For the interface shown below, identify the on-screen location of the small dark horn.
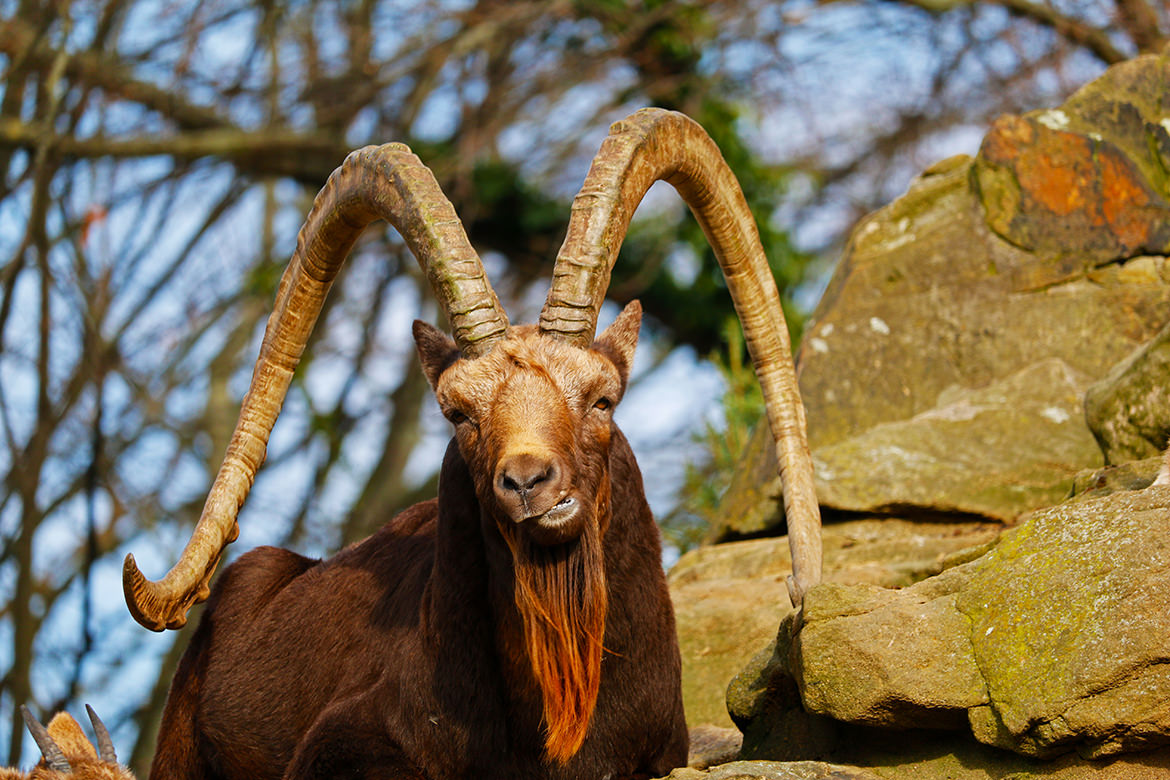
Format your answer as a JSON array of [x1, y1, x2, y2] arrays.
[[20, 705, 72, 774], [85, 705, 117, 763]]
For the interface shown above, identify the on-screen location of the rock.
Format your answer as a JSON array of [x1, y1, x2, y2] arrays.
[[686, 725, 743, 769], [707, 51, 1170, 780], [1071, 456, 1165, 496], [797, 568, 986, 730], [1085, 321, 1170, 465], [659, 760, 884, 780], [975, 57, 1170, 269], [798, 158, 1167, 454], [740, 727, 1170, 780], [671, 539, 795, 731], [670, 518, 1001, 728], [959, 486, 1170, 758], [975, 119, 1170, 272], [730, 485, 1170, 759], [813, 359, 1101, 521], [709, 51, 1170, 540], [726, 614, 842, 763]]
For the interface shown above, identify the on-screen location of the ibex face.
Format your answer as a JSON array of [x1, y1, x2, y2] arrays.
[[415, 305, 639, 547]]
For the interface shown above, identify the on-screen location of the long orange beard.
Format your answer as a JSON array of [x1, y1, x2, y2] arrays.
[[502, 517, 608, 764]]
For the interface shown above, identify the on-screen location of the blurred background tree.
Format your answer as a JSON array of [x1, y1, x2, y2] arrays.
[[0, 0, 1164, 773]]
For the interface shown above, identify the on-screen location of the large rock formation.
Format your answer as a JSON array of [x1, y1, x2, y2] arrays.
[[709, 51, 1170, 540], [666, 50, 1170, 780]]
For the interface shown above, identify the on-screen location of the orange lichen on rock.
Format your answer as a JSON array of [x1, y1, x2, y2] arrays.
[[1014, 129, 1095, 220], [976, 113, 1170, 264], [1100, 151, 1154, 250]]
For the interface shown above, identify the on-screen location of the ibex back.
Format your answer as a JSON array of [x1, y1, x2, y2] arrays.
[[125, 109, 822, 779]]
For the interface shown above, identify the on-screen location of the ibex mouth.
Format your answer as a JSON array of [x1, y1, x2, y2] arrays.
[[545, 496, 576, 518], [526, 497, 582, 546]]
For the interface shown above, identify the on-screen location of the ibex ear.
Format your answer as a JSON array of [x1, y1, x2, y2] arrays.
[[593, 300, 641, 387], [413, 321, 460, 390]]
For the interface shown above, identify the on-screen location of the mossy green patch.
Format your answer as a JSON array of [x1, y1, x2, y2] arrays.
[[956, 487, 1170, 756]]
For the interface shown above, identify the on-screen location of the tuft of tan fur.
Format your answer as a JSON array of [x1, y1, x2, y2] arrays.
[[41, 714, 98, 762]]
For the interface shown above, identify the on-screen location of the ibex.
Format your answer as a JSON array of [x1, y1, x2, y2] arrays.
[[123, 109, 821, 779], [3, 707, 133, 780]]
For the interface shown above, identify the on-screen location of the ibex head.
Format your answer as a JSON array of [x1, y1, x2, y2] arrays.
[[122, 109, 820, 638], [14, 706, 132, 780], [415, 309, 638, 546]]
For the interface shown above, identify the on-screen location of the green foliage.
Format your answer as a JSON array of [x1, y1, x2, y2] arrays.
[[612, 97, 811, 353], [573, 1, 812, 353], [665, 317, 767, 554], [242, 256, 285, 298], [467, 158, 569, 266]]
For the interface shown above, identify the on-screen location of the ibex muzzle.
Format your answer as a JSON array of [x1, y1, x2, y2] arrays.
[[495, 449, 577, 540], [496, 452, 563, 515]]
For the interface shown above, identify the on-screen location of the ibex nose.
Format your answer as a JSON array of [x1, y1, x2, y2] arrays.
[[495, 453, 560, 519]]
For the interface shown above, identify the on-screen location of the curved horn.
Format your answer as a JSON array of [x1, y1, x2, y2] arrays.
[[84, 705, 116, 763], [20, 706, 72, 774], [539, 108, 821, 606], [124, 143, 509, 631]]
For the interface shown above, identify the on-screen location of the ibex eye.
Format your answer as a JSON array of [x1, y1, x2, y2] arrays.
[[593, 398, 612, 412], [445, 409, 469, 425]]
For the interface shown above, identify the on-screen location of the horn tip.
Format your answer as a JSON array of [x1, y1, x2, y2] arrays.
[[20, 705, 72, 773], [85, 704, 118, 763], [121, 555, 170, 632]]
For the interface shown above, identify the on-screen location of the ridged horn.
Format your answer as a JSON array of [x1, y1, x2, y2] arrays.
[[539, 108, 821, 606], [20, 706, 72, 774], [124, 143, 509, 631], [84, 705, 116, 763]]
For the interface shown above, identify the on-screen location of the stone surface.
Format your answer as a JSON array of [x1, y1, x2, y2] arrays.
[[975, 55, 1170, 269], [1071, 456, 1165, 496], [791, 730, 1170, 780], [958, 486, 1170, 759], [686, 725, 743, 770], [670, 518, 1002, 728], [689, 51, 1170, 780], [797, 571, 986, 730], [1085, 321, 1170, 465], [974, 116, 1170, 271], [729, 485, 1170, 760], [813, 359, 1101, 521], [660, 760, 884, 780]]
